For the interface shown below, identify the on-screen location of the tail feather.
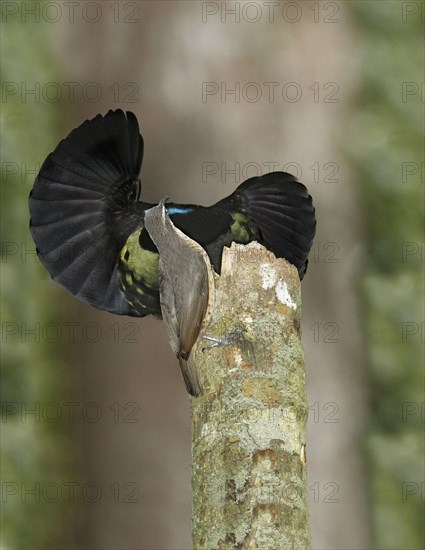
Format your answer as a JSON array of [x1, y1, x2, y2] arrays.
[[236, 172, 316, 278], [29, 109, 145, 315], [178, 355, 202, 397]]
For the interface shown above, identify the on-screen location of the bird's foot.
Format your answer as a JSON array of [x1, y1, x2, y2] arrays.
[[202, 329, 246, 351]]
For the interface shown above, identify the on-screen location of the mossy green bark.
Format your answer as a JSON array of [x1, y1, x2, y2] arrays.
[[191, 243, 311, 549]]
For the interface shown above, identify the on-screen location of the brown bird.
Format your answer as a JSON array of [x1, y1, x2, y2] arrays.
[[144, 199, 215, 396]]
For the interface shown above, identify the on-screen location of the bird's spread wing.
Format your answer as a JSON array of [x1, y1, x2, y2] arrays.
[[233, 172, 316, 279], [29, 110, 146, 315]]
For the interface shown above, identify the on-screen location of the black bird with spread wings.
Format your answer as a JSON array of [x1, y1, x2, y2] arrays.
[[29, 110, 316, 395]]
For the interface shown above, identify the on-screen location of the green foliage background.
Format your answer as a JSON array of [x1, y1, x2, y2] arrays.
[[348, 3, 424, 548], [1, 9, 78, 547]]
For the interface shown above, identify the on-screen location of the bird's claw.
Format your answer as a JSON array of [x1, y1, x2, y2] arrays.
[[202, 328, 246, 351]]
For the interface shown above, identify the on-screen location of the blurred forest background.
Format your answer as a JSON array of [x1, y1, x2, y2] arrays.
[[1, 1, 424, 549]]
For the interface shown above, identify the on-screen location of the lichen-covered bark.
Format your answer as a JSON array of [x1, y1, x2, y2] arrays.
[[191, 242, 311, 549]]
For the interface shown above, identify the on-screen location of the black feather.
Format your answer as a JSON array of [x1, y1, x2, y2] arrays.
[[29, 110, 145, 314], [235, 172, 316, 278]]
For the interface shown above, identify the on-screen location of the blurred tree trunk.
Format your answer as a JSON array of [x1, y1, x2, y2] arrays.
[[191, 244, 310, 548]]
